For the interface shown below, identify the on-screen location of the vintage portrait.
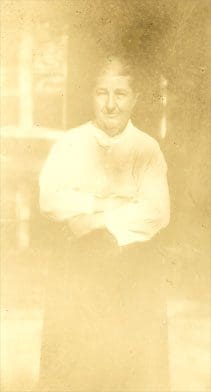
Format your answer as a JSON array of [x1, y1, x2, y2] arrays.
[[1, 1, 210, 391]]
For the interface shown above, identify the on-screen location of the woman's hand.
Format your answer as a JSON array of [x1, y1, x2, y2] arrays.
[[68, 212, 105, 238], [94, 193, 131, 212]]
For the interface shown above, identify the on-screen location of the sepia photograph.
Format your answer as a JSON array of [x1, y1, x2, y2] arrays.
[[1, 0, 210, 391]]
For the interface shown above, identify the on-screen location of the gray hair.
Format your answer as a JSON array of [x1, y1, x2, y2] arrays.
[[93, 54, 140, 92]]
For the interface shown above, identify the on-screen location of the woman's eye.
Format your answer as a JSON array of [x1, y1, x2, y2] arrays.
[[96, 90, 107, 96], [116, 91, 127, 97]]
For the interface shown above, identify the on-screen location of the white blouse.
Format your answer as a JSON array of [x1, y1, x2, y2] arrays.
[[39, 120, 170, 245]]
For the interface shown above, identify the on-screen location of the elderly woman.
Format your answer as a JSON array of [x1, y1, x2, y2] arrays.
[[38, 55, 170, 391]]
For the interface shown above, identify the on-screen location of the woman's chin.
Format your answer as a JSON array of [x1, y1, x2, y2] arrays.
[[95, 117, 126, 136]]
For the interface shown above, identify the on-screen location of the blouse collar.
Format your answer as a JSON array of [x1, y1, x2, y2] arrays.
[[90, 120, 133, 148]]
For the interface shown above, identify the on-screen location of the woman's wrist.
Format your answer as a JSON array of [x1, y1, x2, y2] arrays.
[[94, 195, 105, 212]]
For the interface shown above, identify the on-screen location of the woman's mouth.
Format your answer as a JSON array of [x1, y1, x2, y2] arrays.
[[105, 113, 118, 118]]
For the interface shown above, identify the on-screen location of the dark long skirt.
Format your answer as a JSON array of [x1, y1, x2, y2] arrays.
[[38, 228, 170, 391]]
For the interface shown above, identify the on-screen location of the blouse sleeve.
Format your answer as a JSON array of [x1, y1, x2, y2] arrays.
[[104, 142, 170, 245], [39, 136, 94, 221]]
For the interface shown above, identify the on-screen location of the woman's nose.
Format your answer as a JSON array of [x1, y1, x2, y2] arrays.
[[106, 94, 116, 112]]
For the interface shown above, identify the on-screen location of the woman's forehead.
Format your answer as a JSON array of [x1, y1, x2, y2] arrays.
[[95, 71, 132, 89]]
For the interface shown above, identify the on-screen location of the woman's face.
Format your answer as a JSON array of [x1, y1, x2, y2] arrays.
[[93, 62, 138, 136]]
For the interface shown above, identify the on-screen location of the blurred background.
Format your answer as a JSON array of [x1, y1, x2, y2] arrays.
[[1, 0, 210, 390]]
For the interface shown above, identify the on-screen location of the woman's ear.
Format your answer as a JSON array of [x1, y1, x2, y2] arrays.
[[133, 92, 140, 108]]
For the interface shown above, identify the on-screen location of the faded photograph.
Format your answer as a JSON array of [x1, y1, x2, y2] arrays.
[[1, 1, 210, 391]]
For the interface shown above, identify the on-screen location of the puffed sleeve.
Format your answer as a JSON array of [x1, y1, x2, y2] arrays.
[[104, 142, 170, 245], [39, 135, 94, 221]]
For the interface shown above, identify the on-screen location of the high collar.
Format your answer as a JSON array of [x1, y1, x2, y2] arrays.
[[90, 120, 133, 148]]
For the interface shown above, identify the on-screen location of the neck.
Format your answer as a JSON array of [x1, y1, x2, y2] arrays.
[[93, 120, 129, 137]]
